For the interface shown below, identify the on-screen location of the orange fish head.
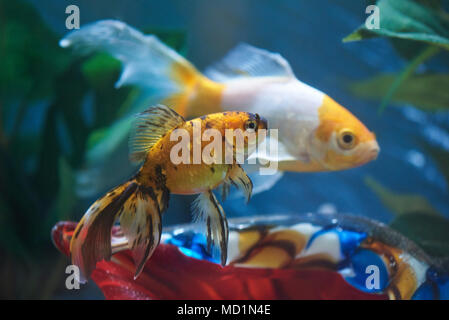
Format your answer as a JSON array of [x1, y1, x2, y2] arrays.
[[205, 111, 266, 132], [311, 96, 380, 171], [241, 112, 267, 149], [209, 111, 267, 156]]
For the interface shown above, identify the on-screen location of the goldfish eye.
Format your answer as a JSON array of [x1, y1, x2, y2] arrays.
[[337, 130, 357, 150], [245, 120, 257, 133]]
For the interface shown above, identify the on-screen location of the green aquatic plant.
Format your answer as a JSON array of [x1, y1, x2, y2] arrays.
[[364, 176, 440, 217], [344, 0, 449, 113], [344, 0, 449, 49], [348, 73, 449, 112], [365, 176, 449, 257], [344, 0, 449, 260], [0, 0, 187, 299]]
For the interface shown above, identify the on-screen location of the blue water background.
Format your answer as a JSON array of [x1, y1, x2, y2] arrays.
[[27, 0, 449, 224]]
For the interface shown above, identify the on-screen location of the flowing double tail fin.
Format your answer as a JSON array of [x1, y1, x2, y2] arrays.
[[70, 178, 165, 282], [60, 19, 223, 117]]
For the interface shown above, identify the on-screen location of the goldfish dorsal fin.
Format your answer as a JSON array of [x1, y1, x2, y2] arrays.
[[129, 105, 185, 163], [204, 43, 294, 81]]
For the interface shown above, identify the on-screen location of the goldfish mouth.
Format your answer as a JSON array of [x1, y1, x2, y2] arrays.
[[317, 140, 380, 171], [359, 141, 380, 165], [368, 148, 379, 161]]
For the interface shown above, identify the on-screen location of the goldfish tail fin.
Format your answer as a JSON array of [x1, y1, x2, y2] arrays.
[[119, 184, 163, 279], [70, 180, 138, 282], [70, 178, 165, 281], [60, 20, 203, 116], [191, 191, 229, 266]]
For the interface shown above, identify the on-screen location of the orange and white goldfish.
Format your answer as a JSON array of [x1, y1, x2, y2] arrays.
[[70, 105, 267, 281], [61, 20, 379, 191]]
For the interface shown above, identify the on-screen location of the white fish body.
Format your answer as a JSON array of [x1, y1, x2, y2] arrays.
[[60, 20, 379, 196], [220, 76, 324, 163]]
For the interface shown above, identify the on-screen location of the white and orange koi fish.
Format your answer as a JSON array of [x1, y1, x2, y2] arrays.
[[61, 20, 379, 192]]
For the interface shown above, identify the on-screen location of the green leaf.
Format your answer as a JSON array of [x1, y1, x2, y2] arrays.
[[364, 176, 440, 216], [348, 73, 449, 111], [390, 213, 449, 257], [377, 46, 440, 113], [0, 0, 69, 105], [0, 0, 71, 147], [81, 52, 122, 89], [343, 0, 446, 113], [343, 0, 449, 50], [365, 176, 449, 257]]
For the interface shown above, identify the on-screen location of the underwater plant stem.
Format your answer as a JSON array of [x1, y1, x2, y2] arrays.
[[379, 45, 441, 114]]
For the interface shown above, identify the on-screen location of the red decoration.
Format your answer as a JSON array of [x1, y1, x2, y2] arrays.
[[52, 221, 388, 300]]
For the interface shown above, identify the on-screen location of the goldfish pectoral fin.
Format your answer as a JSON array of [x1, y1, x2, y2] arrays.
[[204, 42, 294, 82], [119, 186, 163, 279], [226, 164, 253, 203], [248, 137, 298, 163], [129, 105, 185, 163], [191, 191, 229, 266], [221, 181, 231, 202], [247, 167, 284, 196], [223, 164, 284, 199], [70, 180, 139, 282]]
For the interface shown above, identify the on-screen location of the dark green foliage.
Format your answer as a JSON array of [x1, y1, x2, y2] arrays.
[[346, 1, 449, 259], [348, 73, 449, 111], [0, 0, 186, 298], [390, 213, 449, 257], [344, 0, 449, 113], [344, 0, 449, 50], [365, 176, 449, 257]]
